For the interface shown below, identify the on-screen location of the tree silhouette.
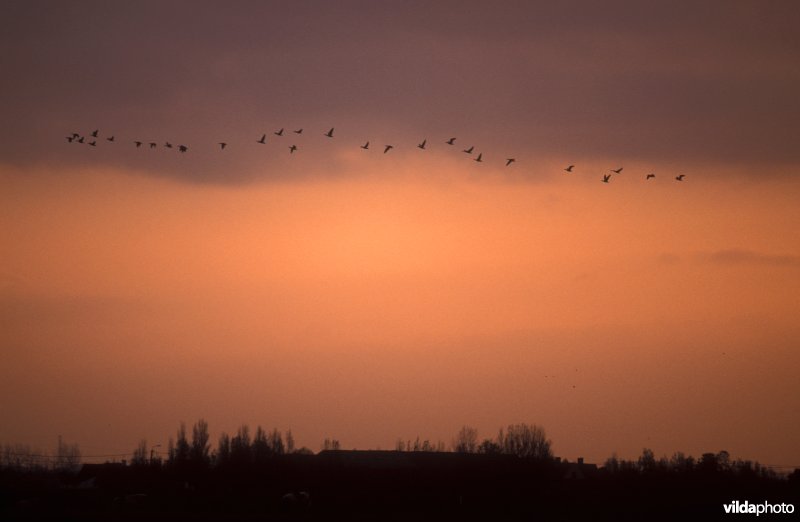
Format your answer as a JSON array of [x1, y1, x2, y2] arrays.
[[190, 419, 211, 466], [169, 423, 191, 468], [322, 438, 340, 451], [500, 423, 552, 459], [285, 430, 295, 454], [131, 439, 148, 467], [453, 425, 478, 453]]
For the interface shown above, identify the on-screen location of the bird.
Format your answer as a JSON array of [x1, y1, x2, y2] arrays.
[[361, 141, 369, 150], [178, 145, 188, 153], [88, 141, 97, 147], [676, 174, 685, 181], [165, 142, 173, 148], [66, 136, 74, 143], [611, 167, 623, 174], [106, 136, 115, 142], [134, 141, 142, 148], [506, 158, 515, 166], [91, 129, 99, 137], [383, 145, 393, 154], [474, 153, 483, 163], [71, 133, 80, 139], [417, 139, 426, 150], [274, 128, 284, 136], [564, 165, 575, 172], [257, 134, 266, 144], [325, 128, 334, 137], [219, 142, 227, 150], [602, 174, 611, 183], [149, 142, 157, 149], [646, 173, 655, 180], [446, 137, 456, 145], [463, 146, 474, 154], [293, 128, 303, 134], [289, 144, 297, 154], [77, 137, 85, 143]]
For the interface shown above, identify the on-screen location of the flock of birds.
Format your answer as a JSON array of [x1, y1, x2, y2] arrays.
[[65, 127, 687, 182]]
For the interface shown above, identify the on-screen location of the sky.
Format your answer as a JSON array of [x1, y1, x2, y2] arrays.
[[1, 1, 799, 468]]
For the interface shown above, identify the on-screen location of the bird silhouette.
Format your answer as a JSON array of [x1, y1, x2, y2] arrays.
[[361, 141, 369, 150], [611, 167, 623, 174], [66, 136, 74, 143], [219, 142, 227, 150], [178, 145, 188, 153], [463, 146, 474, 154], [71, 133, 80, 139], [149, 142, 157, 149], [293, 128, 303, 134], [257, 134, 266, 144], [474, 153, 483, 162], [676, 174, 685, 181], [564, 165, 574, 172], [446, 137, 456, 145], [418, 139, 426, 150], [325, 128, 334, 138], [106, 136, 115, 142], [77, 137, 85, 143], [506, 158, 515, 166], [289, 145, 297, 154], [646, 173, 655, 180], [91, 130, 99, 137], [602, 174, 611, 183], [88, 141, 97, 147], [134, 141, 142, 148], [275, 128, 284, 136], [165, 142, 173, 149], [383, 145, 393, 154]]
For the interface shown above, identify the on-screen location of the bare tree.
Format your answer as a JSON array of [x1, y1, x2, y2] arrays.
[[500, 423, 552, 459], [285, 430, 295, 454], [131, 439, 148, 467], [453, 425, 479, 453], [191, 419, 211, 465], [55, 435, 81, 472], [322, 438, 340, 451], [215, 432, 231, 466]]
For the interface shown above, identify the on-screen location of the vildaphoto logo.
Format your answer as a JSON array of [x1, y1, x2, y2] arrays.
[[723, 500, 795, 516]]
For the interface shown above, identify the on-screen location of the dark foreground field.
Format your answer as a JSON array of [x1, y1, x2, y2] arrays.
[[2, 451, 798, 521]]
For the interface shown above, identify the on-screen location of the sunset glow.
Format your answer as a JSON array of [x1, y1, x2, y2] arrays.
[[2, 1, 799, 473]]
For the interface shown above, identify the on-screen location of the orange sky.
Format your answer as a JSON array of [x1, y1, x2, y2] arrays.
[[2, 160, 798, 466], [2, 1, 800, 470]]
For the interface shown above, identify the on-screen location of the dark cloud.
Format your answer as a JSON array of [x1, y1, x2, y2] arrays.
[[2, 1, 800, 183]]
